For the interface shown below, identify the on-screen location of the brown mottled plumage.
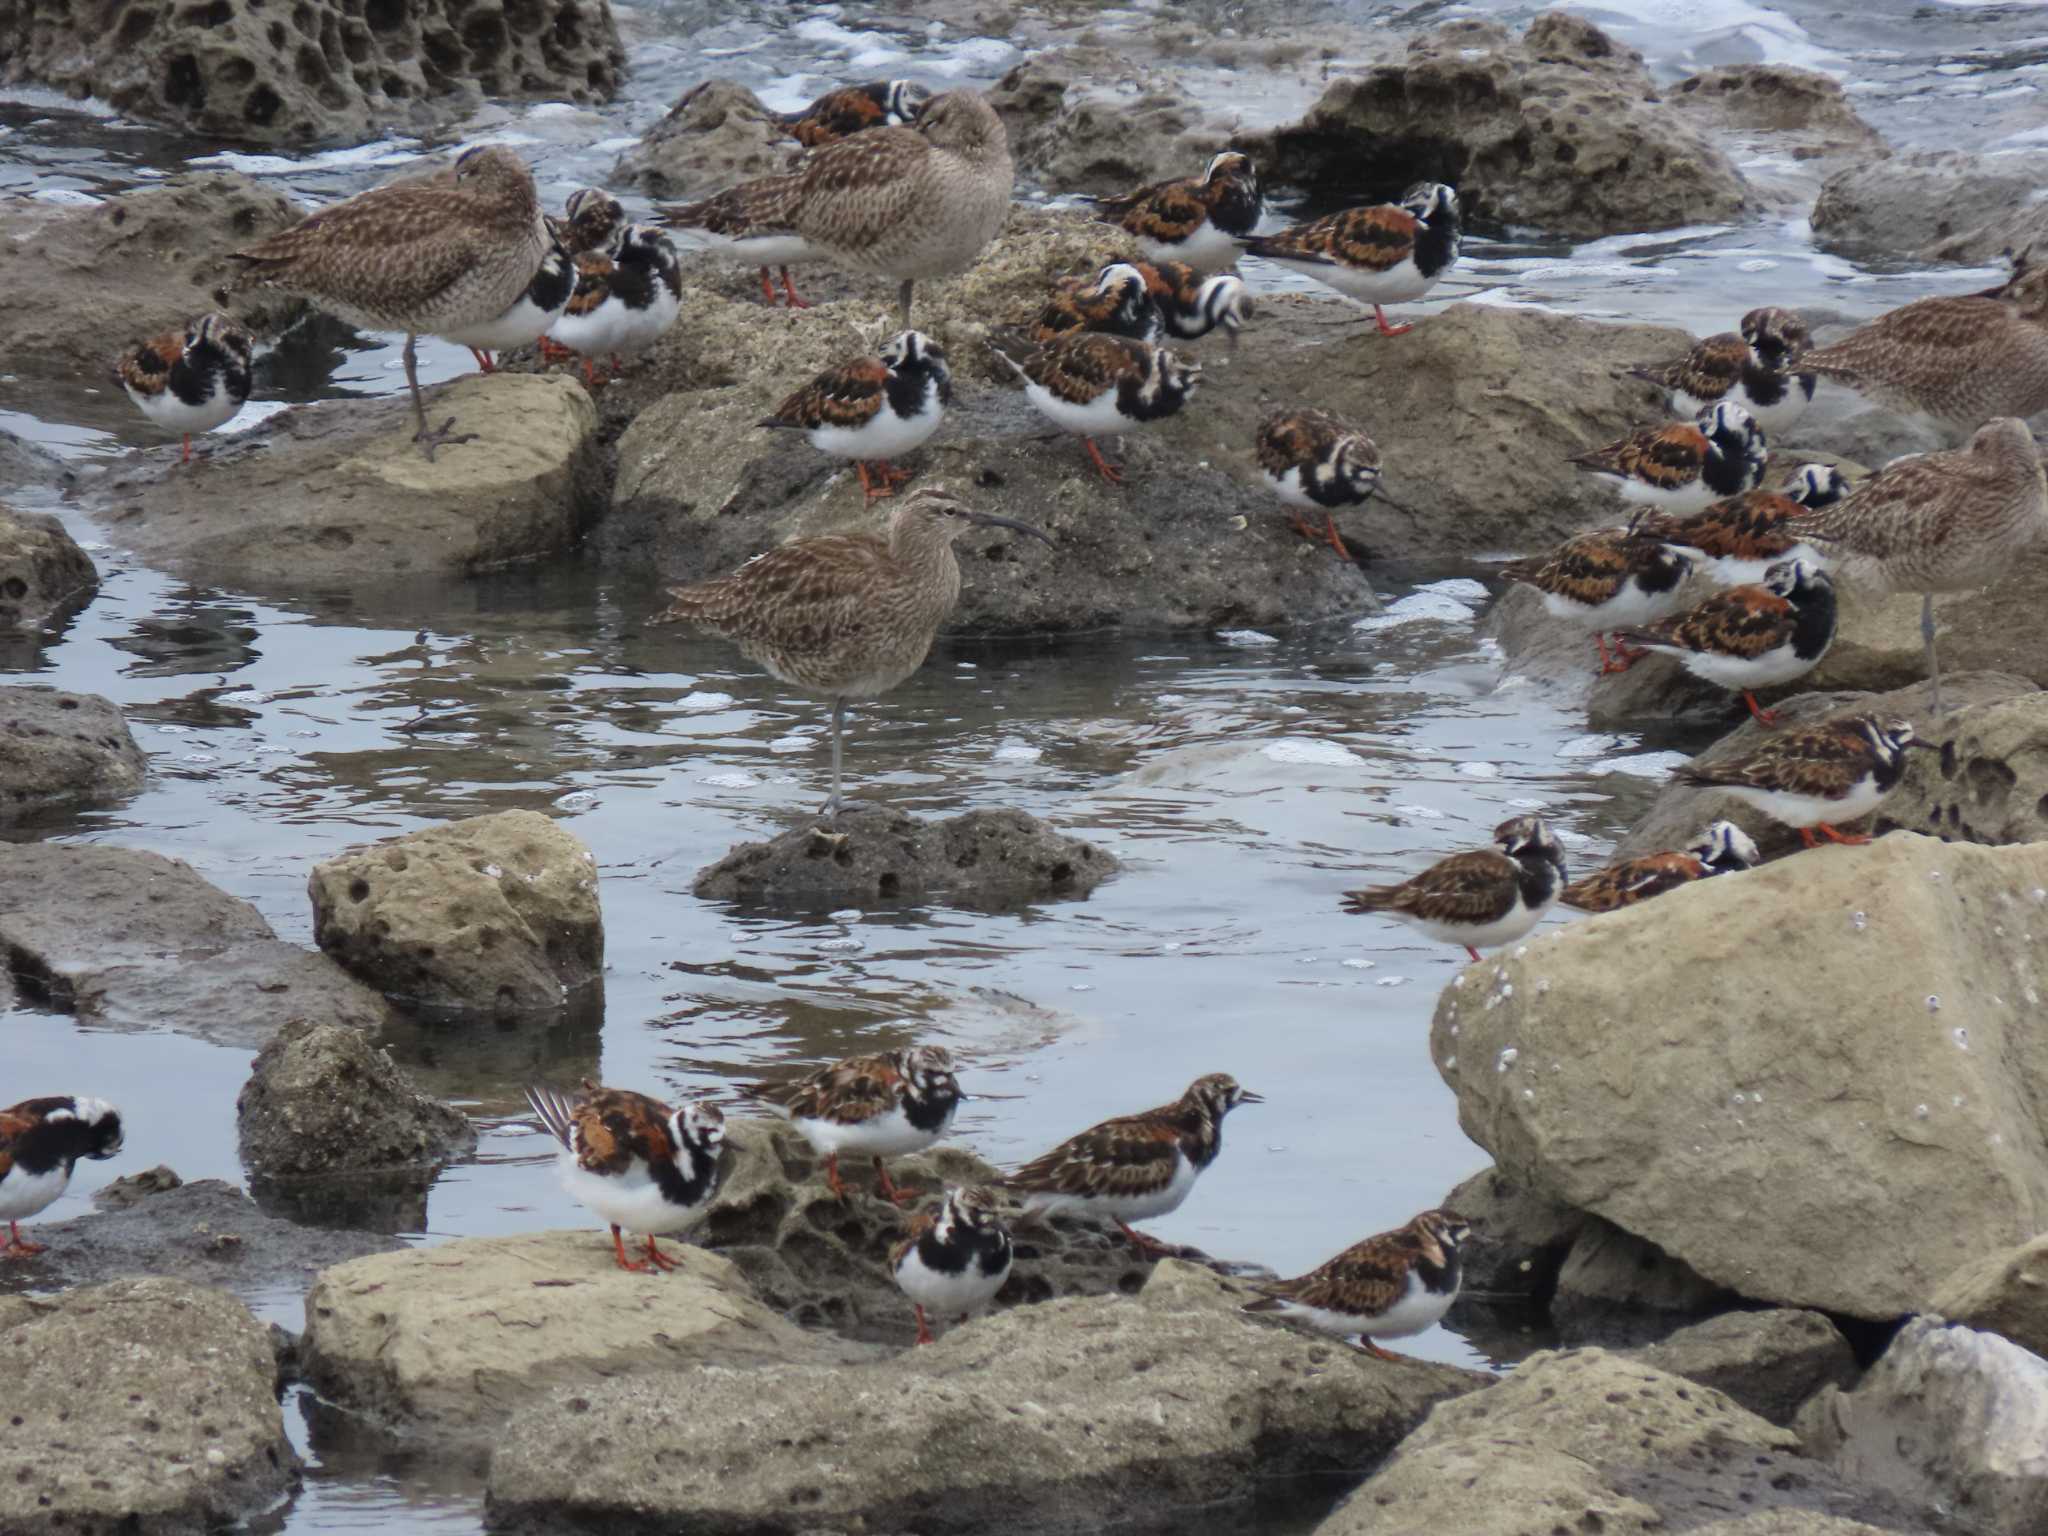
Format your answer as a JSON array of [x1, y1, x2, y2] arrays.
[[1560, 822, 1759, 913], [651, 487, 1050, 816], [761, 330, 951, 503], [1610, 558, 1837, 724], [1499, 530, 1701, 673], [1571, 402, 1768, 512], [1243, 1208, 1469, 1360], [781, 80, 932, 147], [1008, 261, 1161, 346], [1255, 407, 1381, 558], [1624, 308, 1815, 435], [0, 1095, 123, 1258], [1630, 490, 1809, 575], [114, 312, 254, 464], [1239, 184, 1460, 334], [1672, 714, 1931, 846], [988, 331, 1200, 484], [749, 1045, 962, 1204], [1086, 151, 1263, 272], [1342, 816, 1567, 961]]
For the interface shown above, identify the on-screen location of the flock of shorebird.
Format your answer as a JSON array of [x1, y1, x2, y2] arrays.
[[67, 71, 2048, 1352]]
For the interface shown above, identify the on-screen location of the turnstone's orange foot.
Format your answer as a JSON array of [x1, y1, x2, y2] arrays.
[[523, 1083, 725, 1272], [1561, 821, 1760, 914], [743, 1047, 963, 1200], [1569, 401, 1768, 514], [1622, 306, 1817, 437], [1373, 306, 1412, 337], [1675, 716, 1932, 846], [0, 1098, 125, 1261], [1343, 817, 1568, 959], [1240, 184, 1459, 333], [872, 1159, 922, 1207], [987, 332, 1198, 488], [892, 1187, 1012, 1347], [1609, 559, 1836, 722], [1500, 531, 1703, 677], [641, 1236, 681, 1271], [1243, 1208, 1470, 1361], [762, 333, 949, 506]]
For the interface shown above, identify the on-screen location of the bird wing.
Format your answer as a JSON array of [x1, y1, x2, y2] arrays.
[[1562, 852, 1706, 912], [1253, 1227, 1419, 1315], [1255, 408, 1353, 478], [767, 355, 888, 432], [571, 1087, 677, 1175], [1627, 333, 1746, 397], [114, 327, 183, 395], [1095, 178, 1208, 242], [653, 533, 898, 631], [1245, 205, 1417, 271], [1343, 848, 1521, 925], [1498, 532, 1650, 605], [1023, 333, 1148, 403], [562, 251, 616, 317], [1801, 297, 2006, 380], [671, 127, 935, 247], [755, 1054, 903, 1127], [890, 1206, 939, 1268], [1674, 720, 1868, 794], [228, 180, 496, 314], [1005, 1112, 1183, 1199], [786, 84, 890, 147], [1571, 423, 1709, 485], [1631, 492, 1799, 561], [1783, 449, 1968, 561], [1615, 582, 1795, 658]]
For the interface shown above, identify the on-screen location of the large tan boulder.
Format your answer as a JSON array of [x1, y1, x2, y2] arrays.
[[1933, 1234, 2048, 1358], [1433, 832, 2048, 1319]]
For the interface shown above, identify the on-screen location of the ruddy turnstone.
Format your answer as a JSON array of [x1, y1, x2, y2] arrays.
[[1085, 151, 1263, 273], [988, 332, 1200, 485], [1673, 713, 1932, 847], [1785, 417, 2048, 715], [746, 1045, 962, 1204], [1008, 262, 1162, 347], [1003, 1072, 1262, 1257], [661, 88, 1012, 325], [1342, 815, 1568, 962], [114, 312, 254, 464], [547, 221, 683, 386], [0, 1096, 123, 1258], [763, 329, 951, 503], [1626, 464, 1852, 589], [1560, 820, 1761, 913], [445, 220, 574, 373], [228, 143, 551, 459], [1243, 1207, 1469, 1360], [1132, 259, 1253, 345], [1255, 406, 1380, 559], [653, 487, 1050, 817], [525, 1079, 724, 1272], [781, 79, 932, 148], [1796, 258, 2048, 434], [1498, 529, 1702, 674], [1611, 556, 1836, 725], [891, 1183, 1012, 1344], [1570, 402, 1769, 514], [1239, 182, 1461, 336], [1625, 307, 1816, 437]]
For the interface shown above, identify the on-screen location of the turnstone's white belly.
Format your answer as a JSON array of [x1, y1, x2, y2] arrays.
[[1719, 777, 1883, 829], [812, 397, 942, 461], [446, 291, 566, 354], [1267, 252, 1432, 307], [1139, 224, 1240, 273], [1018, 1147, 1199, 1224], [1682, 642, 1811, 691], [1261, 467, 1319, 509], [0, 1164, 70, 1221], [1022, 380, 1129, 438], [1538, 581, 1690, 630], [783, 1101, 953, 1160], [1389, 892, 1541, 952], [558, 1153, 705, 1237], [894, 1241, 1010, 1315], [1366, 1269, 1455, 1339], [124, 376, 242, 437]]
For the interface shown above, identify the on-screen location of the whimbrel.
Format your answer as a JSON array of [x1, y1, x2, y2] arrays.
[[651, 486, 1051, 818], [1084, 151, 1264, 274], [1239, 183, 1461, 336]]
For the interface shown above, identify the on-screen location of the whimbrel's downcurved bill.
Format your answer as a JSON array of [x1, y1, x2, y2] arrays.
[[964, 510, 1055, 546]]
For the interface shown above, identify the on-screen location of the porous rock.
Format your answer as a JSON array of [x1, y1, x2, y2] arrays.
[[88, 374, 602, 586], [1248, 13, 1748, 239], [1626, 1308, 1859, 1426], [1884, 690, 2048, 848], [485, 1259, 1478, 1535], [989, 47, 1241, 194], [1812, 150, 2048, 266], [0, 0, 622, 147], [0, 506, 97, 630], [1933, 1233, 2048, 1358], [0, 842, 394, 1047], [0, 686, 144, 824], [1434, 830, 2048, 1320], [0, 1278, 297, 1534], [238, 1017, 476, 1178], [0, 428, 66, 494], [692, 805, 1115, 910], [309, 809, 604, 1013], [610, 78, 788, 201]]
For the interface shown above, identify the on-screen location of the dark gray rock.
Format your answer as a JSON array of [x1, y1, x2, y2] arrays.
[[1627, 1308, 1859, 1426], [990, 47, 1240, 195], [0, 687, 144, 824], [610, 78, 788, 202], [0, 506, 97, 631], [692, 806, 1117, 911], [1440, 1162, 1586, 1298], [1552, 1217, 1734, 1340], [0, 429, 67, 494], [1813, 150, 2048, 266]]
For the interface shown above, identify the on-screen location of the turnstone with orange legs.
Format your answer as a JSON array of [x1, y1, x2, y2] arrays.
[[227, 144, 551, 459], [988, 332, 1200, 485], [1085, 151, 1263, 273], [1243, 1208, 1469, 1360], [1627, 464, 1851, 589], [1611, 556, 1836, 725], [660, 89, 1011, 326], [0, 1096, 123, 1258], [1571, 402, 1768, 514], [1560, 820, 1760, 913], [1499, 529, 1702, 674], [1240, 182, 1460, 336], [1625, 306, 1816, 437], [1131, 260, 1253, 345], [1255, 406, 1379, 559], [525, 1081, 725, 1272], [1008, 262, 1162, 346], [891, 1184, 1012, 1344], [762, 329, 951, 503], [547, 222, 682, 386], [747, 1045, 962, 1205], [781, 79, 932, 148], [1673, 714, 1932, 847], [1343, 816, 1567, 962], [1785, 417, 2047, 715], [1003, 1073, 1261, 1257], [115, 313, 253, 464]]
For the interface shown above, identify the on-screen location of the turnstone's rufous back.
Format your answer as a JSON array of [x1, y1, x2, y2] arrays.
[[781, 79, 932, 148], [1625, 306, 1816, 437], [227, 144, 551, 460], [1085, 151, 1263, 273], [1571, 401, 1768, 513], [891, 1183, 1012, 1344], [746, 1045, 962, 1204], [1673, 714, 1932, 847], [988, 331, 1200, 486], [1561, 821, 1760, 913], [1626, 464, 1851, 589], [762, 329, 952, 503], [1342, 816, 1568, 962], [1240, 182, 1460, 336], [1255, 406, 1380, 559], [1611, 556, 1837, 725], [0, 1096, 124, 1258], [525, 1080, 725, 1272], [114, 312, 253, 465], [1499, 529, 1703, 674], [1003, 1072, 1262, 1257], [1006, 262, 1162, 347], [1243, 1208, 1470, 1360]]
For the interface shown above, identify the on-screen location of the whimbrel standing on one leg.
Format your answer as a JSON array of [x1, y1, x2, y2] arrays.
[[651, 487, 1052, 818]]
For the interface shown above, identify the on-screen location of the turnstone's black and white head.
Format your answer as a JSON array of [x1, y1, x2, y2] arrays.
[[1131, 260, 1254, 346], [547, 222, 682, 386], [762, 329, 952, 503], [1784, 463, 1854, 509], [1743, 306, 1812, 373], [1086, 150, 1263, 273], [525, 1080, 725, 1272], [1561, 819, 1761, 913], [747, 1045, 963, 1206], [782, 79, 933, 147], [891, 1183, 1013, 1344], [1256, 406, 1381, 560], [1002, 1072, 1262, 1257], [0, 1095, 124, 1258], [988, 332, 1200, 485], [115, 313, 254, 466], [1011, 262, 1162, 347], [1500, 528, 1704, 673], [1343, 815, 1568, 962], [1240, 182, 1460, 336], [563, 187, 627, 256], [1688, 819, 1763, 874], [1244, 1207, 1471, 1360], [1571, 402, 1768, 514], [1674, 713, 1932, 847]]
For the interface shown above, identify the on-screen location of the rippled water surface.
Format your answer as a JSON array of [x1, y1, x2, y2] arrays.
[[2, 0, 2041, 1529]]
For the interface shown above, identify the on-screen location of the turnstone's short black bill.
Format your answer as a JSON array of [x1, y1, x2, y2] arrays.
[[1085, 151, 1263, 273], [1611, 556, 1836, 725], [0, 1096, 123, 1258], [1560, 820, 1760, 913], [747, 1045, 961, 1205], [781, 79, 933, 147], [1499, 530, 1702, 674], [1343, 816, 1567, 962], [891, 1183, 1013, 1344], [525, 1080, 725, 1272], [1239, 183, 1460, 336], [1625, 306, 1815, 437], [1570, 402, 1768, 514], [762, 330, 951, 502], [115, 313, 254, 465], [1243, 1208, 1470, 1360], [988, 332, 1200, 485], [1003, 1073, 1261, 1257], [1255, 406, 1381, 560], [1672, 714, 1933, 847]]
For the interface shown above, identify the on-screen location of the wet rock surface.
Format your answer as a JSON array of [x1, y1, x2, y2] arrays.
[[1932, 1233, 2048, 1358], [1625, 1308, 1860, 1426], [1812, 150, 2048, 266], [692, 806, 1117, 910], [990, 47, 1240, 193], [238, 1017, 476, 1179], [87, 374, 603, 587], [1, 0, 622, 147], [0, 1277, 298, 1534], [0, 429, 67, 495], [0, 842, 394, 1047], [0, 686, 144, 824], [1249, 13, 1748, 239], [486, 1259, 1478, 1535], [308, 809, 604, 1013], [0, 506, 97, 631], [610, 78, 788, 201], [1434, 830, 2048, 1320]]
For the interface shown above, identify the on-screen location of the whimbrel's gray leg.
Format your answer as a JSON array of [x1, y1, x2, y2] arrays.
[[1922, 592, 1944, 717], [897, 279, 915, 329], [822, 697, 846, 819], [403, 332, 477, 462]]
